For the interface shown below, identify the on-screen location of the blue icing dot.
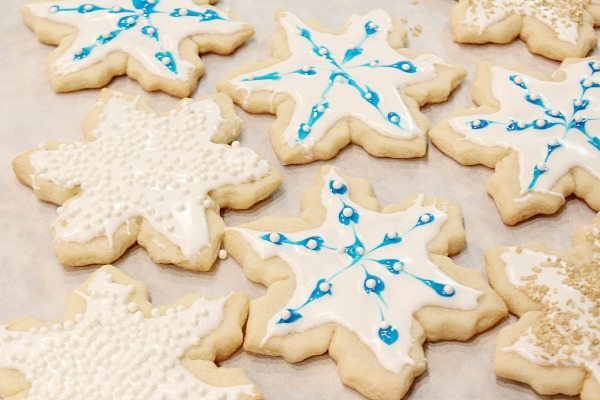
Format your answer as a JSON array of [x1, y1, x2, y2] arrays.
[[363, 88, 380, 106], [418, 278, 455, 297], [307, 278, 332, 302], [364, 20, 379, 35], [525, 94, 545, 107], [118, 15, 139, 29], [415, 213, 435, 227], [345, 235, 365, 260], [387, 112, 401, 126], [155, 51, 177, 73], [469, 119, 490, 129], [295, 67, 316, 76], [506, 120, 529, 131], [73, 45, 95, 60], [390, 61, 416, 73], [589, 137, 600, 150], [374, 259, 404, 274], [298, 236, 325, 251], [199, 9, 222, 21], [343, 47, 363, 63], [381, 232, 402, 246], [509, 74, 527, 89], [338, 204, 359, 225], [277, 309, 302, 324], [363, 273, 385, 294], [378, 325, 399, 345], [329, 179, 348, 194], [298, 27, 311, 39], [573, 99, 590, 112]]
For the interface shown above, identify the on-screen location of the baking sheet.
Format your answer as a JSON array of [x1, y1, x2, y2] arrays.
[[0, 0, 596, 399]]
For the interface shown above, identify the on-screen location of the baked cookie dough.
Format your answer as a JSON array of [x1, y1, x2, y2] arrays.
[[13, 89, 282, 270], [451, 0, 600, 61], [430, 58, 600, 225], [22, 0, 254, 97], [0, 265, 262, 400], [218, 9, 466, 165], [486, 214, 600, 400], [224, 166, 507, 400]]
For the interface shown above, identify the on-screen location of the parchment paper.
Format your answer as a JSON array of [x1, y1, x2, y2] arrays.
[[0, 0, 596, 399]]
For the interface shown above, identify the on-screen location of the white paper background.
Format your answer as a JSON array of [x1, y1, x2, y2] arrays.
[[0, 0, 596, 399]]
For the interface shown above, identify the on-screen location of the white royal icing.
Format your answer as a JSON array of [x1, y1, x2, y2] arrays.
[[29, 93, 270, 261], [462, 0, 594, 44], [230, 168, 482, 373], [0, 270, 255, 399], [25, 0, 249, 80], [229, 10, 445, 150], [501, 247, 600, 382], [449, 60, 600, 196]]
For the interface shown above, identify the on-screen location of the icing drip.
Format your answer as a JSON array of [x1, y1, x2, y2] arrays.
[[29, 93, 270, 260], [463, 0, 594, 44], [230, 10, 444, 149], [501, 245, 600, 382], [0, 270, 255, 399], [449, 60, 600, 196], [25, 0, 249, 80], [230, 169, 482, 373]]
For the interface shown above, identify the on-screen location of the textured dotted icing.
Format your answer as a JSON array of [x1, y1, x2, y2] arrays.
[[29, 93, 270, 260], [449, 60, 600, 196], [501, 240, 600, 382], [0, 270, 255, 399], [462, 0, 596, 44], [229, 9, 445, 149], [25, 0, 249, 80], [230, 169, 482, 373]]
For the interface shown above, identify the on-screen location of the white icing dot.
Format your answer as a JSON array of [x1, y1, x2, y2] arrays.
[[549, 139, 559, 147], [83, 4, 93, 11], [146, 27, 155, 34], [401, 63, 411, 71], [306, 239, 318, 249], [550, 109, 560, 116], [513, 75, 523, 84], [318, 282, 330, 292], [574, 99, 583, 107], [365, 278, 376, 289], [218, 249, 228, 260], [331, 180, 343, 190], [537, 162, 547, 170], [529, 92, 539, 100], [316, 104, 325, 113], [535, 119, 546, 128], [161, 57, 171, 65], [231, 140, 240, 148], [574, 115, 584, 123], [280, 309, 291, 320], [268, 233, 281, 243], [420, 213, 432, 223], [387, 230, 398, 239], [342, 207, 353, 217], [583, 79, 593, 88], [318, 47, 328, 55], [443, 285, 454, 295], [364, 92, 372, 100], [49, 5, 59, 13], [301, 124, 311, 132], [356, 247, 364, 255], [179, 8, 188, 16], [392, 261, 402, 272], [516, 121, 526, 129], [472, 119, 481, 127], [126, 16, 135, 25], [390, 115, 399, 123], [593, 62, 600, 70], [111, 5, 121, 12]]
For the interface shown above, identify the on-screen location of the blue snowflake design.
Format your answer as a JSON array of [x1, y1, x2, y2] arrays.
[[259, 178, 455, 346], [241, 20, 421, 143], [466, 61, 600, 191], [47, 0, 230, 75]]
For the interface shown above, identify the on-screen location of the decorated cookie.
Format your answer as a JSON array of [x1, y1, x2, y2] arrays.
[[485, 214, 600, 400], [451, 0, 600, 61], [224, 166, 507, 400], [0, 265, 262, 400], [430, 58, 600, 225], [12, 89, 281, 270], [217, 10, 466, 165], [22, 0, 254, 97]]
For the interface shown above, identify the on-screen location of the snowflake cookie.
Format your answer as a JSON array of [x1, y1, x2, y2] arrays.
[[224, 166, 507, 400], [451, 0, 600, 61], [12, 89, 281, 270], [430, 58, 600, 225], [217, 10, 466, 165], [0, 265, 262, 400], [22, 0, 254, 97], [486, 214, 600, 400]]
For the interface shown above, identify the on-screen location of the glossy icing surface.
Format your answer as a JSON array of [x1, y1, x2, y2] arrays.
[[230, 10, 444, 149], [231, 169, 481, 373], [0, 270, 255, 399], [449, 60, 600, 196], [25, 0, 249, 80], [462, 0, 594, 44], [29, 93, 270, 260], [501, 243, 599, 382]]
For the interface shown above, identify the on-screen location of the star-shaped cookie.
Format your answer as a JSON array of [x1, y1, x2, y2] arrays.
[[430, 58, 600, 225], [451, 0, 600, 61], [0, 265, 262, 400], [486, 214, 600, 400], [22, 0, 254, 97], [12, 89, 281, 270], [218, 9, 466, 165], [224, 166, 507, 400]]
